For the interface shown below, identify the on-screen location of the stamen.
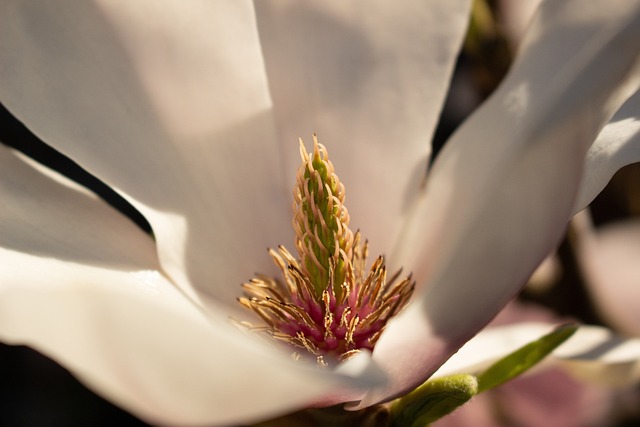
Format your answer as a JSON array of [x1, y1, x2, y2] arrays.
[[238, 135, 415, 365]]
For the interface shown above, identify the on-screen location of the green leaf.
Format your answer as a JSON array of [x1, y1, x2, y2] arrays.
[[477, 323, 578, 393], [390, 374, 478, 427]]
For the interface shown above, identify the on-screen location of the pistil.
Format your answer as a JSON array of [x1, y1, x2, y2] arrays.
[[238, 135, 414, 366]]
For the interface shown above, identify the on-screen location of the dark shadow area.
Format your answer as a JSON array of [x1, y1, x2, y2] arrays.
[[0, 343, 149, 426]]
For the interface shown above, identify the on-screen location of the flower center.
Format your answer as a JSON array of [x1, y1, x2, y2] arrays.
[[238, 135, 414, 366]]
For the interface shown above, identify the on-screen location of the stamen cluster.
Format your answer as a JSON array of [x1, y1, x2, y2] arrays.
[[238, 135, 414, 366]]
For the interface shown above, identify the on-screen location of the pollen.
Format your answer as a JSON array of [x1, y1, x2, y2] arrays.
[[238, 135, 415, 366]]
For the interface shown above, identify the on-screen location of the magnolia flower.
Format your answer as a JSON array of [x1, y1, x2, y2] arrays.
[[2, 0, 640, 425]]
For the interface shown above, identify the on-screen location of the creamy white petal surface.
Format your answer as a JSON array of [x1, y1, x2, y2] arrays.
[[365, 0, 640, 406], [574, 211, 640, 337], [255, 0, 471, 258], [0, 0, 290, 306], [0, 145, 382, 426], [0, 147, 158, 273], [573, 90, 640, 213]]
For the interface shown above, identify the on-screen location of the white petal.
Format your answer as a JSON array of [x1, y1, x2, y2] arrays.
[[554, 327, 640, 387], [368, 0, 640, 405], [0, 145, 380, 425], [434, 323, 640, 387], [574, 211, 640, 337], [254, 0, 471, 258], [0, 144, 158, 275], [1, 252, 381, 426], [499, 0, 543, 48], [434, 323, 559, 377], [0, 0, 291, 305], [573, 89, 640, 214]]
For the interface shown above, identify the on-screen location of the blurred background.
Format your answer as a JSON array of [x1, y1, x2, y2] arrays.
[[1, 0, 639, 425]]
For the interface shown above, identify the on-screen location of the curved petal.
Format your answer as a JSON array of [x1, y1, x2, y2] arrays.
[[1, 253, 384, 426], [434, 323, 640, 387], [0, 144, 382, 425], [368, 0, 640, 405], [0, 0, 291, 306], [499, 0, 543, 48], [574, 211, 640, 337], [0, 145, 158, 273], [573, 89, 640, 213], [254, 0, 471, 258]]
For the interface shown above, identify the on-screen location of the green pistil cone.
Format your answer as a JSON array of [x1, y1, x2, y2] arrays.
[[295, 135, 352, 299], [390, 374, 478, 427]]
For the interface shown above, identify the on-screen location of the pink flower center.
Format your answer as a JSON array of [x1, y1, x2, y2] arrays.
[[238, 135, 414, 366]]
